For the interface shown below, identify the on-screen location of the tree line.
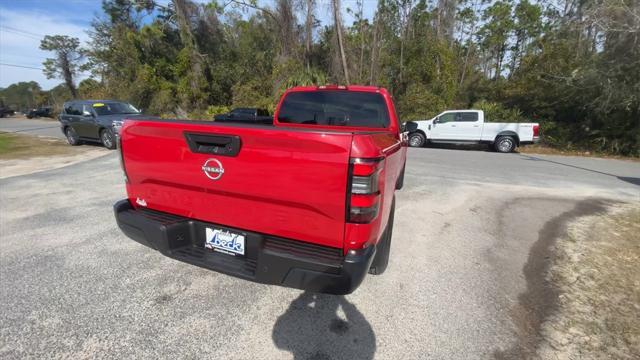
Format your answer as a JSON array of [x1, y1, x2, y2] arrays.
[[1, 0, 638, 155]]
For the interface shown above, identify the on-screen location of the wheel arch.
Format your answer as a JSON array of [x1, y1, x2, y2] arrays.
[[494, 131, 520, 145], [412, 129, 427, 138]]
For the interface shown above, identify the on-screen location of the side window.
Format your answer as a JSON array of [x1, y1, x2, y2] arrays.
[[456, 112, 478, 122], [439, 113, 455, 123], [82, 104, 94, 116], [69, 103, 83, 115], [63, 103, 72, 115]]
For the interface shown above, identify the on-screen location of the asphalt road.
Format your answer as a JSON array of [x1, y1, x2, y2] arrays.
[[1, 147, 638, 359], [0, 116, 64, 138]]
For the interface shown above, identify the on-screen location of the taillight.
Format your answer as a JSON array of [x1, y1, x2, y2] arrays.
[[533, 124, 540, 137], [117, 136, 129, 183], [348, 158, 383, 223]]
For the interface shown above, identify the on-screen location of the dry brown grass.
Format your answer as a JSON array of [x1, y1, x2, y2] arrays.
[[537, 203, 640, 359], [519, 144, 640, 161], [0, 132, 80, 160]]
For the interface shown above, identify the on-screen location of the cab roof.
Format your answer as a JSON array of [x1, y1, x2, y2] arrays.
[[287, 85, 383, 93]]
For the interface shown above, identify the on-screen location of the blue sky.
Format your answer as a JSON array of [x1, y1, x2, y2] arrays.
[[0, 0, 377, 90]]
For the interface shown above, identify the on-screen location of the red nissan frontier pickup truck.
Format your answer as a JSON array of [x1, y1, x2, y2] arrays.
[[114, 85, 407, 294]]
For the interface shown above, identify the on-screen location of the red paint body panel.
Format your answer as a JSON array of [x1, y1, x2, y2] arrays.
[[120, 85, 407, 254]]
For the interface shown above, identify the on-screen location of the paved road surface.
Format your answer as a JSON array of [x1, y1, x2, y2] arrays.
[[1, 147, 638, 359], [0, 116, 64, 138]]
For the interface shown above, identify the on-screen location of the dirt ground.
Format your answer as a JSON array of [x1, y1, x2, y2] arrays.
[[536, 203, 640, 359]]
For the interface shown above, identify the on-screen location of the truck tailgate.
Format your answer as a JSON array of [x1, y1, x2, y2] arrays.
[[121, 120, 352, 249]]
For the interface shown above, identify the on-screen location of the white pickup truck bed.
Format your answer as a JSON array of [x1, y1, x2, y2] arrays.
[[480, 122, 537, 141]]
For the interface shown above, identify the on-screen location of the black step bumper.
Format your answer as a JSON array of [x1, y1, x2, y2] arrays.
[[113, 200, 375, 295]]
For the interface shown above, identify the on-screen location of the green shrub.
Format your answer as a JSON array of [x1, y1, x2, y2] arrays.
[[471, 100, 525, 122], [397, 84, 447, 121], [206, 105, 230, 117]]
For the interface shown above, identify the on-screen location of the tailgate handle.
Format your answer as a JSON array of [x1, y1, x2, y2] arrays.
[[184, 133, 241, 157]]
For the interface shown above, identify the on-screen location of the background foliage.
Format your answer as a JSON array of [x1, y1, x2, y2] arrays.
[[1, 0, 638, 156]]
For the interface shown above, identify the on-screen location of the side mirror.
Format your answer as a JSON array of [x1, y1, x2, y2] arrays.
[[82, 110, 93, 117], [433, 117, 439, 124]]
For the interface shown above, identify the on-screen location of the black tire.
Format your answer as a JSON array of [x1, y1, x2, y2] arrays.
[[100, 128, 117, 150], [408, 132, 426, 147], [369, 197, 395, 275], [494, 136, 516, 153], [396, 163, 405, 190], [65, 127, 81, 146]]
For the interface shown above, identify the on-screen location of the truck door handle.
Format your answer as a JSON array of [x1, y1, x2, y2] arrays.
[[184, 133, 241, 156], [451, 125, 457, 127], [473, 125, 479, 127]]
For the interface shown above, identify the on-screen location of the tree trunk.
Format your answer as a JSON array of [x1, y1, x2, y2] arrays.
[[495, 47, 502, 80], [509, 34, 521, 78], [357, 0, 365, 82], [332, 0, 350, 84], [369, 16, 380, 85], [399, 2, 412, 83], [60, 54, 77, 98], [305, 0, 314, 70], [173, 0, 204, 101], [459, 0, 480, 87]]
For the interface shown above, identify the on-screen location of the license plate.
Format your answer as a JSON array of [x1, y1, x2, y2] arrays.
[[205, 227, 245, 256]]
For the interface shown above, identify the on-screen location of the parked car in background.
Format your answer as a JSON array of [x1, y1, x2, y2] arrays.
[[0, 100, 15, 118], [59, 100, 143, 149], [114, 85, 407, 294], [214, 108, 272, 124], [26, 107, 53, 119], [407, 110, 540, 153]]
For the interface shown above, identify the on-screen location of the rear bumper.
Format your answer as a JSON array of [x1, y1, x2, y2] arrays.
[[114, 200, 375, 295], [521, 136, 541, 145]]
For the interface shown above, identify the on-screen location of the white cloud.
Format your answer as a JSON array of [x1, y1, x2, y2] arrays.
[[0, 7, 91, 90]]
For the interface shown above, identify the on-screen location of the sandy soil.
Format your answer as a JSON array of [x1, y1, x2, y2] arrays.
[[536, 203, 640, 359]]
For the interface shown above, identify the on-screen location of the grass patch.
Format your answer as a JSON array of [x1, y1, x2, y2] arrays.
[[0, 133, 13, 154], [0, 132, 80, 159]]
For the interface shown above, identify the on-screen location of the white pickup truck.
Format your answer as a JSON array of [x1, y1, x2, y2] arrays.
[[407, 110, 539, 153]]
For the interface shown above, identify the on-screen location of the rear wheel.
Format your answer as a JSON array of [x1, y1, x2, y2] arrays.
[[369, 197, 395, 275], [100, 129, 116, 150], [65, 127, 81, 146], [494, 136, 516, 153], [408, 132, 426, 147]]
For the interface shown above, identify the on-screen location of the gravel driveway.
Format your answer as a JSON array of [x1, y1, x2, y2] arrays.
[[0, 148, 638, 359]]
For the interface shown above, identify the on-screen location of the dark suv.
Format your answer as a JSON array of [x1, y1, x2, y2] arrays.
[[26, 107, 53, 119], [59, 100, 142, 149]]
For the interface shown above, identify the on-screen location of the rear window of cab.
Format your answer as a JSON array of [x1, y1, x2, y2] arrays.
[[277, 91, 390, 128]]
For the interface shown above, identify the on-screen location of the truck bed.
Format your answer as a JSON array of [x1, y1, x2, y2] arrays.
[[480, 122, 537, 142]]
